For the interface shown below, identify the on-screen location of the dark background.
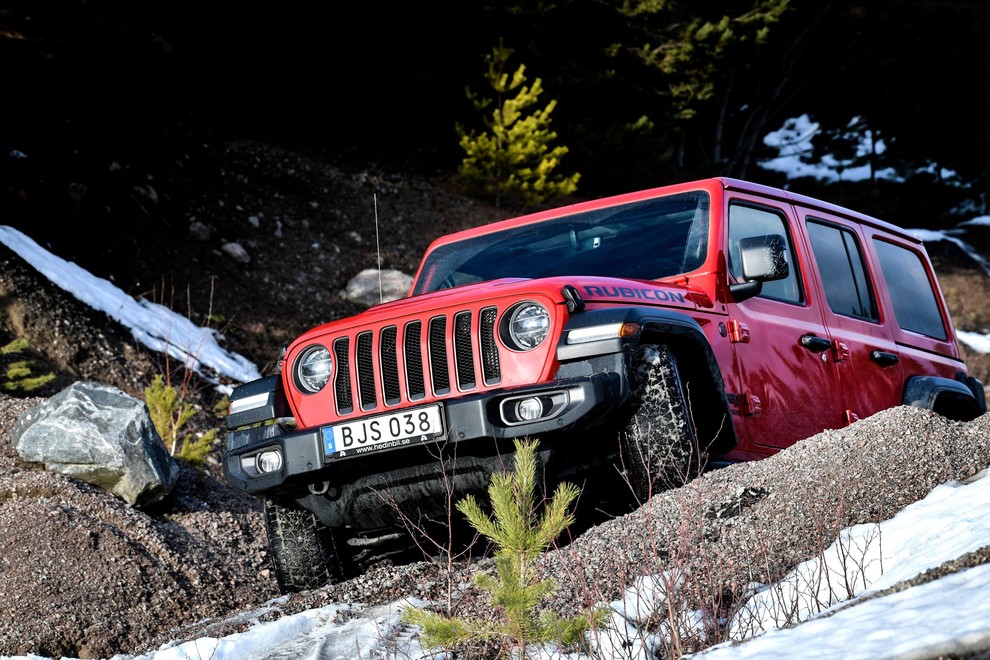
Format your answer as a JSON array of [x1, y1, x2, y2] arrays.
[[2, 0, 989, 342], [4, 1, 989, 212]]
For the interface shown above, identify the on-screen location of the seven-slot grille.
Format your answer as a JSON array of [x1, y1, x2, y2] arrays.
[[331, 306, 501, 415]]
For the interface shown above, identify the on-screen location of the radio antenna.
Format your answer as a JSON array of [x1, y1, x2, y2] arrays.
[[374, 193, 383, 304]]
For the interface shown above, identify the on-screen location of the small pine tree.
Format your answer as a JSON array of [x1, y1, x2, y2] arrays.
[[457, 40, 580, 209], [144, 374, 216, 466], [402, 438, 599, 656]]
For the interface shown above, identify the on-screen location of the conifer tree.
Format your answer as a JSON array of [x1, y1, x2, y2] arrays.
[[456, 40, 580, 209], [616, 0, 792, 175], [401, 438, 598, 656]]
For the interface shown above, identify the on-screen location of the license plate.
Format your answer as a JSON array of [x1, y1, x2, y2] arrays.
[[321, 404, 445, 460]]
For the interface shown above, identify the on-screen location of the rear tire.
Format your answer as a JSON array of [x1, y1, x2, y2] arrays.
[[620, 344, 701, 503], [263, 497, 348, 593]]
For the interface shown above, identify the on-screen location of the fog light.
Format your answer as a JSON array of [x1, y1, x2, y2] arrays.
[[515, 397, 543, 421], [256, 449, 283, 474]]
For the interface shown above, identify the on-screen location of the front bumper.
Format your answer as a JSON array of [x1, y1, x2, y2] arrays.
[[223, 370, 624, 496]]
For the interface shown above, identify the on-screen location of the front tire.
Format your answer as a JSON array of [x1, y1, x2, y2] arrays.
[[620, 344, 701, 503], [263, 497, 348, 593]]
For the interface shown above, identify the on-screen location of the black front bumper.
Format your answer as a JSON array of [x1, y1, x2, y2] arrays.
[[223, 370, 625, 497]]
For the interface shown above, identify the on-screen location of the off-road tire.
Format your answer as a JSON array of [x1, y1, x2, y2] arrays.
[[620, 344, 700, 503], [263, 497, 348, 593]]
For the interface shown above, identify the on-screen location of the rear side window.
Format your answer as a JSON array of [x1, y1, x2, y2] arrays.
[[873, 239, 947, 340], [807, 220, 878, 321]]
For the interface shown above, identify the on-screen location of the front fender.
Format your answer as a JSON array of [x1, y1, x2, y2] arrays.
[[225, 374, 292, 430], [556, 306, 737, 455]]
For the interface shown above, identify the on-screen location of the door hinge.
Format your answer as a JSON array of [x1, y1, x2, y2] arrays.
[[832, 340, 850, 362], [728, 320, 751, 344], [845, 409, 860, 425], [742, 393, 762, 416], [726, 392, 761, 416]]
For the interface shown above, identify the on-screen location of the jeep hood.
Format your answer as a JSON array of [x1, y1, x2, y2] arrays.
[[292, 276, 710, 344]]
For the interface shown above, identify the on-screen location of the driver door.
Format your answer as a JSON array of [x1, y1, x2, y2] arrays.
[[725, 197, 843, 450]]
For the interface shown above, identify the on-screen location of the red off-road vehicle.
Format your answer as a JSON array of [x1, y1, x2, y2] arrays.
[[224, 177, 986, 592]]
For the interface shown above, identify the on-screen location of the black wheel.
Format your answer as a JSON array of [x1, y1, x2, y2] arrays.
[[619, 344, 701, 503], [263, 497, 348, 593]]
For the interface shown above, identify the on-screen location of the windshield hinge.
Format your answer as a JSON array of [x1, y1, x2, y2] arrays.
[[562, 285, 585, 313]]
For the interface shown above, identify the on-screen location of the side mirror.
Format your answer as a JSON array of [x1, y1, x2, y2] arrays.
[[729, 234, 789, 302], [740, 234, 789, 281]]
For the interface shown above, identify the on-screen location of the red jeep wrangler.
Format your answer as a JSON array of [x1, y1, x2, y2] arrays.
[[224, 177, 986, 592]]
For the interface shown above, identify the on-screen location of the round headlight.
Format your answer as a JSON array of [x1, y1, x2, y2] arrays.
[[295, 345, 332, 393], [506, 303, 550, 350]]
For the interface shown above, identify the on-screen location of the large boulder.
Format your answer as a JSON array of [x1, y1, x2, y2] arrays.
[[11, 380, 179, 507], [343, 268, 414, 306]]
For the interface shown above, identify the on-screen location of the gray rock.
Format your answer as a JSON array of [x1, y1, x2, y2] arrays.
[[343, 268, 414, 306], [11, 381, 179, 508], [221, 241, 251, 264], [132, 184, 158, 205], [188, 221, 212, 242]]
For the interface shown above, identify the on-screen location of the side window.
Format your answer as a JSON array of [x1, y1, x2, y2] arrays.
[[728, 204, 803, 303], [873, 239, 947, 340], [806, 220, 878, 321]]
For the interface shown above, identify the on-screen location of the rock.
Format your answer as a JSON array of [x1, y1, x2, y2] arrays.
[[11, 381, 179, 507], [188, 221, 212, 242], [343, 268, 414, 306], [68, 182, 87, 205], [132, 184, 158, 205], [221, 241, 251, 264]]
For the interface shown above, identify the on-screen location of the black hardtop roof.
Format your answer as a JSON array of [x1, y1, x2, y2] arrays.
[[717, 177, 923, 244]]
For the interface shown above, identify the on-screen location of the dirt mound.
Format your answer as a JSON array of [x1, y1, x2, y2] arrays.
[[3, 391, 987, 659], [540, 406, 990, 621], [0, 396, 277, 658]]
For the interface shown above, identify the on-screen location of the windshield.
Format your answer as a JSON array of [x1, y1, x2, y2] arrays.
[[413, 191, 710, 294]]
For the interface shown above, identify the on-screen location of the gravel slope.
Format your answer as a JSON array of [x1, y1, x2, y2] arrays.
[[0, 395, 278, 659], [3, 387, 987, 658], [539, 407, 990, 651]]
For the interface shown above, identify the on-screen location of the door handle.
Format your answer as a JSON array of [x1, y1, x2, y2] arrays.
[[870, 350, 899, 367], [800, 335, 832, 353]]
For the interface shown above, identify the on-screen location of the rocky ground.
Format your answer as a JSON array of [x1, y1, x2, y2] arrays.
[[0, 136, 989, 659], [2, 390, 989, 659]]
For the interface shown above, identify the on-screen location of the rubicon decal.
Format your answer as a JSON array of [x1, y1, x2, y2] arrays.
[[583, 284, 688, 305]]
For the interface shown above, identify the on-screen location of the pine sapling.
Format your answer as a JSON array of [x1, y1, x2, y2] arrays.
[[144, 373, 216, 466], [403, 438, 599, 656]]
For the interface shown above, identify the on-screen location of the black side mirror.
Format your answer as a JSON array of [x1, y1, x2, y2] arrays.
[[729, 234, 789, 302]]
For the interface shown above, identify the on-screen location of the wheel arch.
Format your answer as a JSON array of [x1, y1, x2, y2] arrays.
[[637, 317, 737, 456], [560, 306, 737, 455], [903, 374, 987, 421]]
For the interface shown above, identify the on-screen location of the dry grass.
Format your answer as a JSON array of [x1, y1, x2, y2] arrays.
[[936, 268, 990, 385], [938, 271, 990, 331]]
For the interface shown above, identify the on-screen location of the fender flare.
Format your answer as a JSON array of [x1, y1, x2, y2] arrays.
[[558, 306, 714, 357], [903, 374, 986, 421], [226, 374, 291, 429], [558, 306, 737, 453]]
